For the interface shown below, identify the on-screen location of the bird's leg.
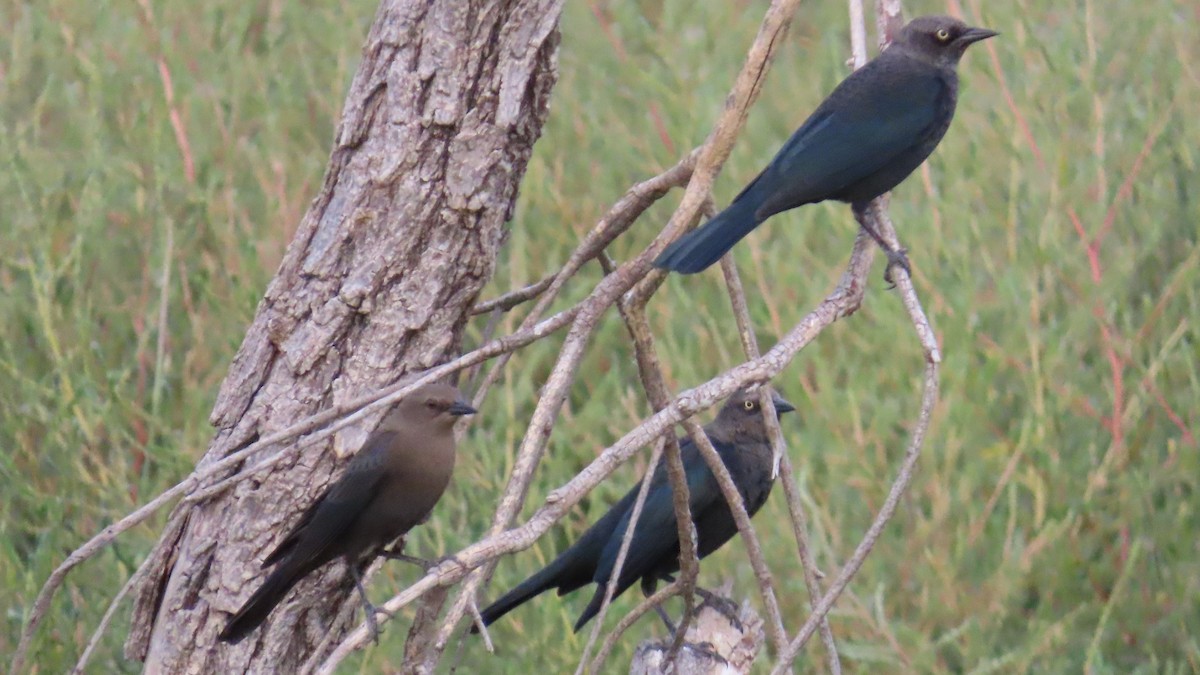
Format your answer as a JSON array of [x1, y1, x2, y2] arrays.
[[349, 565, 394, 644], [659, 574, 743, 630], [640, 576, 677, 634], [852, 204, 911, 288], [653, 606, 677, 634], [694, 589, 744, 631], [379, 546, 467, 574], [379, 546, 435, 572]]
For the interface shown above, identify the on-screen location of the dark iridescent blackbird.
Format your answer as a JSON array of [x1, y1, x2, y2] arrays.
[[655, 16, 996, 276], [479, 388, 795, 632]]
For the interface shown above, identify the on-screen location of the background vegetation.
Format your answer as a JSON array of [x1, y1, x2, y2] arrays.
[[3, 0, 1197, 672]]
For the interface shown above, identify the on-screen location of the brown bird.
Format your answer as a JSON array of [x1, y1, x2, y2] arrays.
[[219, 382, 475, 644]]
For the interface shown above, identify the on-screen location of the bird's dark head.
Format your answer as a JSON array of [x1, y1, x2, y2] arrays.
[[895, 16, 997, 67], [714, 387, 796, 443], [397, 383, 476, 429]]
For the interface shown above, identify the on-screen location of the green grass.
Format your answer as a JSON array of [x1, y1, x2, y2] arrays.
[[4, 0, 1198, 672]]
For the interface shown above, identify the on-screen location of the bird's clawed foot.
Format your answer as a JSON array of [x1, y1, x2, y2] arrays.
[[853, 207, 912, 288], [650, 585, 743, 635], [361, 600, 396, 644], [686, 641, 724, 661], [350, 565, 395, 644], [882, 247, 911, 288], [693, 588, 745, 631]]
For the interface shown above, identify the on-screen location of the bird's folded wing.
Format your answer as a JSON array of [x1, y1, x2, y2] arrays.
[[753, 69, 946, 218], [594, 453, 721, 586], [262, 432, 393, 567]]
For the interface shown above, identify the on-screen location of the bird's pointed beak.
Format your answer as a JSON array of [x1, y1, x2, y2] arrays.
[[449, 400, 477, 416], [959, 26, 998, 45], [771, 394, 796, 415]]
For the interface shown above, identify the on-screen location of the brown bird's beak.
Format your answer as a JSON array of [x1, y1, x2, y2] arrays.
[[959, 26, 998, 45], [771, 394, 796, 415], [448, 400, 477, 416]]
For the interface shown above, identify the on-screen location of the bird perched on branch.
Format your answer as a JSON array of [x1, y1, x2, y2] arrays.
[[478, 388, 795, 633], [219, 383, 476, 644], [654, 15, 996, 280]]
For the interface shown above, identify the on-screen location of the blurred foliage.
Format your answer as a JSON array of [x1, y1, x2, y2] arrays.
[[2, 0, 1197, 672]]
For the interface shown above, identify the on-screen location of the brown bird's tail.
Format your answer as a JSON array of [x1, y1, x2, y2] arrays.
[[219, 562, 306, 644]]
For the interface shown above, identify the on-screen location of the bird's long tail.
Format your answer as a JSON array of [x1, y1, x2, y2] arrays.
[[218, 562, 306, 644], [478, 561, 573, 628], [572, 573, 646, 632], [653, 198, 761, 274], [573, 588, 608, 633]]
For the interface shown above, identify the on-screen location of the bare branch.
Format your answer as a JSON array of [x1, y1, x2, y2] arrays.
[[589, 581, 682, 674], [847, 0, 868, 66], [71, 555, 152, 674], [678, 416, 788, 653], [769, 199, 941, 673], [468, 150, 699, 412], [719, 255, 842, 673], [470, 275, 556, 315], [574, 437, 667, 675], [876, 0, 906, 46], [594, 250, 700, 667]]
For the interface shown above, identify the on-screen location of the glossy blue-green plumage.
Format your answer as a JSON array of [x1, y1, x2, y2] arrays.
[[655, 15, 995, 274], [479, 389, 795, 632]]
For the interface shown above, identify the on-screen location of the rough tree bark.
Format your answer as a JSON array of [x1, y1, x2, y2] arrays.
[[123, 0, 562, 671]]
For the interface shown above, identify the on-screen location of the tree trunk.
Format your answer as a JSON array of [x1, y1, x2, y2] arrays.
[[124, 0, 562, 671]]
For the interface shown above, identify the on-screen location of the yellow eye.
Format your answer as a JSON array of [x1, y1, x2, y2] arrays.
[[936, 28, 951, 42], [743, 400, 756, 411]]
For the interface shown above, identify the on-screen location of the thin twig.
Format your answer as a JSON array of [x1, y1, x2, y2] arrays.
[[468, 150, 700, 412], [678, 416, 788, 653], [589, 581, 683, 674], [771, 365, 938, 673], [769, 199, 941, 674], [470, 275, 555, 315], [71, 555, 152, 674], [463, 307, 505, 393], [574, 437, 668, 675], [596, 250, 700, 668], [719, 255, 842, 673]]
